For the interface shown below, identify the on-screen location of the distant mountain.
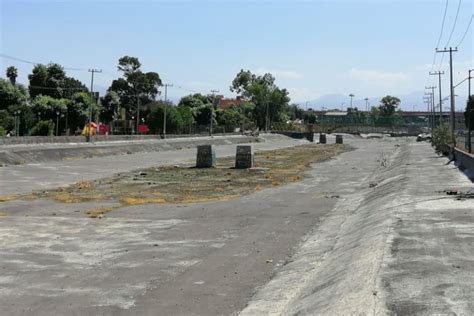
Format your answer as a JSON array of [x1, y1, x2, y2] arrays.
[[297, 91, 427, 111]]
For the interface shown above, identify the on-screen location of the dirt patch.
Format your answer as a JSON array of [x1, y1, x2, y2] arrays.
[[20, 144, 349, 216]]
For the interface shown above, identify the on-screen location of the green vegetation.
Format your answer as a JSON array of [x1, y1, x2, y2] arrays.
[[464, 95, 474, 129], [1, 57, 407, 137], [31, 120, 55, 136], [431, 124, 450, 155]]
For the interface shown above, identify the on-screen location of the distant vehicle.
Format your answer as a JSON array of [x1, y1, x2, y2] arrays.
[[416, 133, 431, 142]]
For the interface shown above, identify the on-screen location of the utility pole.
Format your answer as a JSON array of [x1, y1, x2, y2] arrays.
[[210, 90, 219, 136], [364, 98, 369, 124], [423, 96, 432, 130], [349, 94, 355, 109], [468, 69, 473, 153], [162, 83, 173, 139], [87, 69, 102, 142], [136, 94, 140, 135], [430, 71, 445, 124], [436, 47, 458, 147], [426, 86, 436, 130]]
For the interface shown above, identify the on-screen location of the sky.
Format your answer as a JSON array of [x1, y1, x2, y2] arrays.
[[0, 0, 473, 110]]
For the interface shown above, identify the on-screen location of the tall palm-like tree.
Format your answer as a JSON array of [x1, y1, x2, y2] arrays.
[[6, 66, 18, 85]]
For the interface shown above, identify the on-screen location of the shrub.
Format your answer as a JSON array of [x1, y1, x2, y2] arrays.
[[431, 124, 450, 155], [31, 120, 55, 136], [0, 126, 5, 136]]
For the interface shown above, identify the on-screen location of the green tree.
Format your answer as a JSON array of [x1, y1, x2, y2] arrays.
[[177, 105, 195, 127], [147, 103, 184, 134], [32, 95, 68, 121], [100, 91, 120, 123], [31, 120, 55, 136], [28, 63, 88, 99], [378, 95, 401, 117], [6, 66, 18, 85], [0, 79, 31, 134], [67, 92, 100, 132], [107, 56, 162, 120], [230, 69, 290, 129], [303, 111, 317, 124], [464, 95, 474, 129], [0, 78, 28, 111]]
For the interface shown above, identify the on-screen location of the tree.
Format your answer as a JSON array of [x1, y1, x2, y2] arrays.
[[0, 78, 28, 111], [6, 66, 18, 85], [28, 63, 88, 99], [67, 92, 100, 132], [177, 105, 195, 127], [230, 69, 290, 129], [464, 95, 474, 129], [100, 91, 120, 123], [107, 56, 162, 120], [147, 103, 184, 134], [0, 79, 31, 134], [303, 111, 317, 124], [31, 95, 69, 122], [378, 95, 401, 117]]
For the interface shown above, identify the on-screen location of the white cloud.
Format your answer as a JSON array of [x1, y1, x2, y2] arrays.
[[348, 68, 409, 87], [255, 68, 303, 80]]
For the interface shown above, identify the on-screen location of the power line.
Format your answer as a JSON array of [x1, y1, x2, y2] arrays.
[[456, 14, 474, 47], [0, 53, 88, 71], [436, 0, 450, 49], [427, 0, 450, 85], [445, 0, 462, 47]]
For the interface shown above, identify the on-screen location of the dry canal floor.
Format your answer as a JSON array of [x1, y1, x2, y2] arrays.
[[0, 136, 473, 315]]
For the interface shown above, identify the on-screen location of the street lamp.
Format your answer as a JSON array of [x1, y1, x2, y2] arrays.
[[14, 110, 21, 137], [349, 94, 355, 109], [56, 110, 61, 136]]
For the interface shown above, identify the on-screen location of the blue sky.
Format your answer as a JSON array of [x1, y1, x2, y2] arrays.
[[1, 0, 473, 110]]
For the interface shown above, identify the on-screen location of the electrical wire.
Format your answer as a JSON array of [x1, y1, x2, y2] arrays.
[[455, 14, 474, 47], [436, 0, 450, 49], [445, 0, 462, 47], [0, 53, 88, 71], [427, 0, 450, 86]]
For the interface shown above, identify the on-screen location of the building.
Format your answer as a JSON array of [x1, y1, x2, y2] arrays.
[[218, 96, 245, 109]]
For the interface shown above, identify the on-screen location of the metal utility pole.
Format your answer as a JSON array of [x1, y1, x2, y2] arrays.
[[430, 71, 445, 124], [364, 98, 369, 124], [468, 69, 473, 153], [426, 86, 436, 130], [210, 90, 219, 136], [87, 69, 102, 142], [436, 47, 458, 147], [162, 83, 173, 139]]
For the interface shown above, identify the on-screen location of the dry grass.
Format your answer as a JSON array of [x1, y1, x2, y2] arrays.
[[0, 195, 17, 202], [74, 181, 93, 190], [178, 194, 241, 204], [27, 143, 349, 209], [121, 196, 167, 205], [85, 207, 115, 218]]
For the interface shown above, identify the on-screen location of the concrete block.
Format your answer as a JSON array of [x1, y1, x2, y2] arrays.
[[336, 135, 343, 144], [196, 145, 216, 168], [235, 145, 254, 169], [319, 133, 327, 144]]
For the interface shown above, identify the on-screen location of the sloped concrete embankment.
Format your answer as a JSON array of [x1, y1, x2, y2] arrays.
[[240, 142, 414, 314], [0, 135, 262, 165]]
